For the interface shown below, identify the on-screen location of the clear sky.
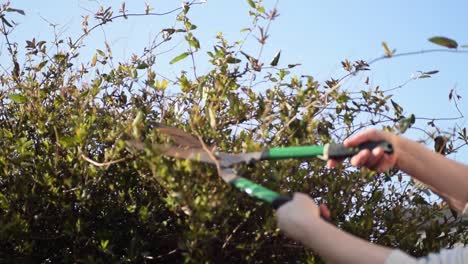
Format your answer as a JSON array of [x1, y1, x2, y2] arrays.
[[5, 0, 468, 159]]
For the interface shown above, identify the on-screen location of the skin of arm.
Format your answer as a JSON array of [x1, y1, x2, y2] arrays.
[[276, 193, 394, 264], [331, 129, 468, 213], [276, 129, 467, 263]]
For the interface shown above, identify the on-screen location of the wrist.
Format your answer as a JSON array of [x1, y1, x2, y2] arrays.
[[300, 218, 330, 246], [389, 132, 405, 169]]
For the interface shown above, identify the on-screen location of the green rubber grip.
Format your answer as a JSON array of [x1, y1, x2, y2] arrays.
[[231, 177, 281, 203], [263, 145, 324, 160]]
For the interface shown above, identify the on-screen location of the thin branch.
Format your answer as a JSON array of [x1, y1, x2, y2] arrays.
[[368, 48, 468, 65], [195, 134, 222, 174], [70, 2, 206, 51], [247, 0, 280, 88], [80, 153, 128, 167], [154, 249, 178, 260], [274, 47, 468, 139]]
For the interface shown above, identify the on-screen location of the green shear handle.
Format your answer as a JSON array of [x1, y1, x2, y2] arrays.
[[262, 141, 393, 161]]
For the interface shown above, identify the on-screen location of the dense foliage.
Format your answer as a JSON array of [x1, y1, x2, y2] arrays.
[[0, 1, 466, 263]]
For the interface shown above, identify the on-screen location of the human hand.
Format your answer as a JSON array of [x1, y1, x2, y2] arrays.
[[327, 129, 398, 172], [276, 193, 330, 243]]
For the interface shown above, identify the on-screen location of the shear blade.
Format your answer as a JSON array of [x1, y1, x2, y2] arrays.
[[158, 145, 217, 165]]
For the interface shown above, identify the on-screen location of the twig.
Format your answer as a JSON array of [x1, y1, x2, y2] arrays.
[[194, 133, 222, 175], [368, 48, 468, 65], [222, 207, 257, 249], [70, 2, 206, 51], [247, 0, 280, 88], [275, 46, 468, 139], [80, 154, 128, 167], [155, 249, 178, 260]]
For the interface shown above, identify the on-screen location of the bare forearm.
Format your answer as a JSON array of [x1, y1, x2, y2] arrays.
[[301, 220, 392, 264], [394, 135, 468, 212]]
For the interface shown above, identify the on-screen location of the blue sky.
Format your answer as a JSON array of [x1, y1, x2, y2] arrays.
[[5, 0, 468, 159]]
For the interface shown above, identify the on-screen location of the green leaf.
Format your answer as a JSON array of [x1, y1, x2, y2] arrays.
[[288, 63, 301, 68], [136, 62, 148, 69], [59, 136, 79, 148], [156, 79, 169, 90], [100, 240, 109, 249], [8, 94, 27, 103], [398, 114, 415, 133], [54, 54, 67, 61], [1, 17, 13, 28], [390, 99, 403, 115], [247, 0, 256, 8], [36, 60, 48, 71], [6, 8, 25, 15], [96, 49, 106, 57], [170, 52, 190, 64], [278, 69, 290, 80], [418, 74, 431, 79], [269, 50, 281, 66], [226, 57, 241, 64], [423, 70, 439, 75], [428, 36, 458, 49], [188, 38, 200, 49]]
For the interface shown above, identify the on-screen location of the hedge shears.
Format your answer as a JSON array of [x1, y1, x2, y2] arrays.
[[128, 126, 393, 210]]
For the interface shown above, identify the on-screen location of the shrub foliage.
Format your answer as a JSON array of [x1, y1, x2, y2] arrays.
[[0, 1, 466, 263]]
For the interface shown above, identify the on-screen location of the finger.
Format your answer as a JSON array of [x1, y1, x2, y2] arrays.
[[327, 159, 337, 168], [350, 149, 371, 167], [363, 147, 385, 169], [319, 204, 331, 220], [344, 128, 384, 147], [376, 153, 398, 172], [327, 158, 344, 168]]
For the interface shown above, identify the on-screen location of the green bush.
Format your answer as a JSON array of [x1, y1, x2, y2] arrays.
[[0, 2, 466, 263]]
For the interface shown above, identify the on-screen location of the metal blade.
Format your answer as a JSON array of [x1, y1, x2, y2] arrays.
[[219, 167, 239, 183], [157, 127, 203, 148], [158, 145, 263, 168], [158, 145, 217, 164]]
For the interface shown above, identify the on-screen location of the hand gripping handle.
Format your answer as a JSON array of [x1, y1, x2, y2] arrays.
[[328, 141, 393, 159]]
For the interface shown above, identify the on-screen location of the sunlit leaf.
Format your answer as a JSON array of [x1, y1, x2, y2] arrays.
[[91, 54, 97, 67], [8, 94, 27, 103], [381, 41, 394, 57], [188, 38, 200, 49], [428, 36, 458, 49], [208, 107, 216, 129], [36, 60, 48, 71], [398, 114, 415, 133], [169, 52, 190, 64], [96, 49, 106, 57]]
